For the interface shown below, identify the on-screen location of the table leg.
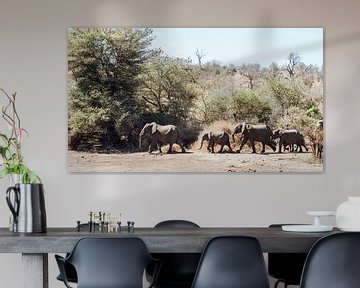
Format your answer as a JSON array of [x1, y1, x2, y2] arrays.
[[22, 253, 48, 288]]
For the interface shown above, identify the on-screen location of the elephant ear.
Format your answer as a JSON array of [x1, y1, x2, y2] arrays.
[[272, 129, 279, 139], [245, 123, 251, 131], [151, 123, 158, 134], [239, 122, 246, 133]]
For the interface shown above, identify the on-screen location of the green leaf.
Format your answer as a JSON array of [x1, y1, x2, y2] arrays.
[[18, 164, 41, 184], [1, 146, 8, 158], [21, 128, 29, 137], [0, 133, 8, 142], [0, 168, 9, 179], [28, 170, 41, 184]]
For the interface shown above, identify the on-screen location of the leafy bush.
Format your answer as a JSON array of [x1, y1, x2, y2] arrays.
[[232, 89, 272, 123], [266, 76, 311, 113], [204, 92, 233, 123], [68, 28, 157, 150]]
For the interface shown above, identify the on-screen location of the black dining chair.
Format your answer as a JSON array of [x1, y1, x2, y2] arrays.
[[191, 236, 270, 288], [268, 224, 308, 288], [300, 232, 360, 288], [147, 220, 201, 288], [56, 223, 99, 284], [55, 237, 161, 288]]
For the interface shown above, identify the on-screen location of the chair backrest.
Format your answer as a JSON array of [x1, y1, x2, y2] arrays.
[[300, 232, 360, 288], [155, 219, 200, 228], [151, 220, 201, 285], [191, 236, 270, 288], [67, 237, 154, 288]]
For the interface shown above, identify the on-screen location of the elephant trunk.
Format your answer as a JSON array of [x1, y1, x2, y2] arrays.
[[231, 132, 236, 142], [199, 138, 204, 150], [139, 134, 143, 149]]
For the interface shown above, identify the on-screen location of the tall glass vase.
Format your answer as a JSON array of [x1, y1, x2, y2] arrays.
[[9, 174, 21, 185]]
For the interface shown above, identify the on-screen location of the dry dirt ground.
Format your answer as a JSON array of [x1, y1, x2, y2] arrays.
[[68, 148, 323, 173]]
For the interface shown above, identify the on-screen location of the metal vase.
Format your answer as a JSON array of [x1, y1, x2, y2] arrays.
[[6, 183, 47, 233]]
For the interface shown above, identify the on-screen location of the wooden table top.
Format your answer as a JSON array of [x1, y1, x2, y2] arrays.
[[0, 227, 339, 253]]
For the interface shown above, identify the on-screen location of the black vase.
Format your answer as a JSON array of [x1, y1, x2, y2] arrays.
[[6, 183, 47, 233]]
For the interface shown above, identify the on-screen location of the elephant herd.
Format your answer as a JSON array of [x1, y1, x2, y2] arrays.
[[139, 121, 322, 155]]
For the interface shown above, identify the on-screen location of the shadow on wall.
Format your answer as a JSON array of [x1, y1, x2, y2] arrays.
[[326, 31, 360, 47], [94, 0, 180, 26]]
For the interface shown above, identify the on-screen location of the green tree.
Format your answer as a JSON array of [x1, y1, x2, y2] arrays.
[[68, 28, 158, 149], [266, 76, 311, 115], [137, 55, 199, 124], [232, 90, 272, 123], [205, 91, 233, 123]]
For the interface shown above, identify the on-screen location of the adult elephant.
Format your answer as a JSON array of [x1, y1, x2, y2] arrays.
[[139, 122, 185, 153], [232, 122, 276, 153], [199, 131, 233, 153], [273, 129, 308, 153]]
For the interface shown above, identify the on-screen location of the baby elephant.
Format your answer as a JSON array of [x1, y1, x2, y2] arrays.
[[273, 129, 308, 153], [199, 131, 232, 153]]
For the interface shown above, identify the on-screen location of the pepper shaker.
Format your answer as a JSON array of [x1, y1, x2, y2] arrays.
[[77, 221, 81, 232], [88, 211, 93, 232]]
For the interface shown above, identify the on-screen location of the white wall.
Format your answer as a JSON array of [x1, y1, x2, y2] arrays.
[[1, 0, 360, 287]]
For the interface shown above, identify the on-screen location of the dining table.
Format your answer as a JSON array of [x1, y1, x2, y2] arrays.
[[0, 226, 339, 288]]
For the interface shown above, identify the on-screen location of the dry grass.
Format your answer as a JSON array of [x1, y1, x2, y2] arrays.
[[203, 120, 234, 135]]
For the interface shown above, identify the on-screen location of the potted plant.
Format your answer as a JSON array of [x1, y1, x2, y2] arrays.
[[0, 88, 46, 233], [0, 89, 40, 183]]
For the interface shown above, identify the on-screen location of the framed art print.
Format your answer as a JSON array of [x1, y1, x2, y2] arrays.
[[67, 28, 323, 173]]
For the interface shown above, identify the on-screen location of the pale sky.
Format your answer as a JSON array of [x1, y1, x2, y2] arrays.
[[151, 28, 323, 67]]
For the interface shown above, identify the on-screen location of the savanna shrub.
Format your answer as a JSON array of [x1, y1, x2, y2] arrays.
[[232, 90, 272, 123]]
